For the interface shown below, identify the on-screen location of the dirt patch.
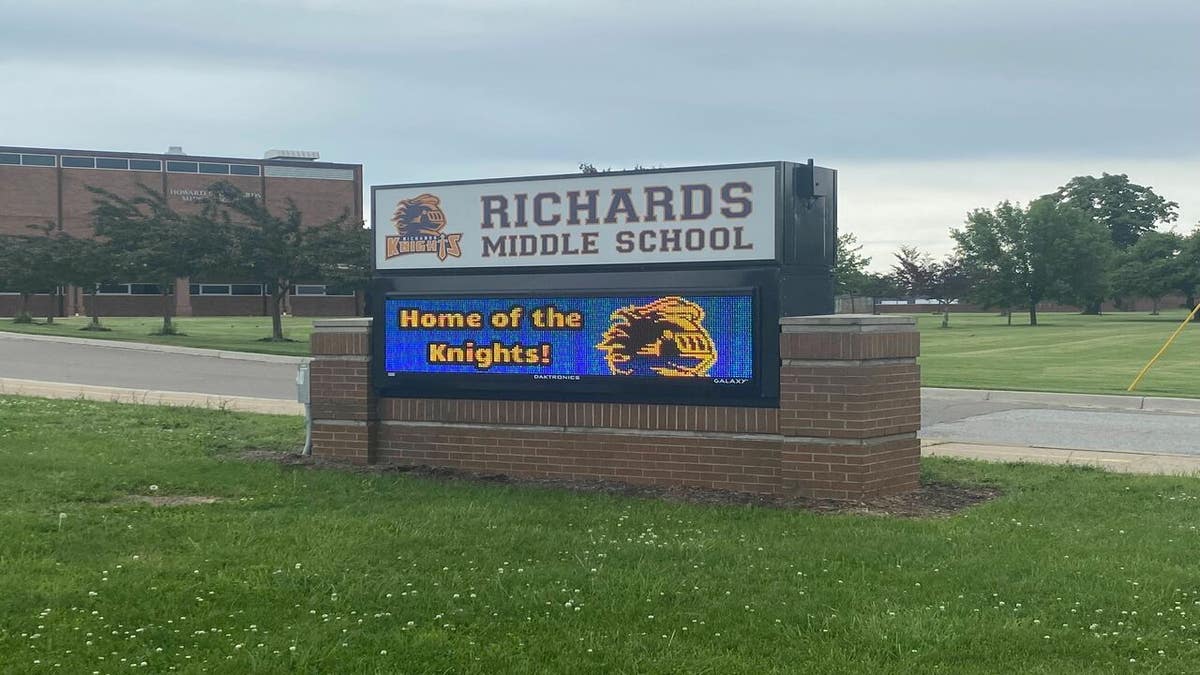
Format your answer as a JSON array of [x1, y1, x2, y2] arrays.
[[122, 495, 223, 507], [239, 450, 1002, 518]]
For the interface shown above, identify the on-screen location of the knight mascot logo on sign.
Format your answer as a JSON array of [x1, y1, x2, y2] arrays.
[[384, 193, 463, 261], [596, 297, 718, 377]]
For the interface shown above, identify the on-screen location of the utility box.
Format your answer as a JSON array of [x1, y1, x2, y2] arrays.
[[296, 362, 310, 404]]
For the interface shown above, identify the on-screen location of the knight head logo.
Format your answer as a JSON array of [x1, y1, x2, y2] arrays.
[[384, 193, 462, 261], [392, 193, 447, 237], [596, 296, 717, 377]]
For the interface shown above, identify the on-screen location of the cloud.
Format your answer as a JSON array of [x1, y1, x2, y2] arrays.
[[840, 158, 1200, 271], [1, 0, 1195, 266]]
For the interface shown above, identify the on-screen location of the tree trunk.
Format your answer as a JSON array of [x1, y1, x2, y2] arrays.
[[159, 289, 174, 334], [46, 287, 58, 324], [1151, 298, 1159, 316], [86, 291, 103, 329], [272, 291, 286, 341], [1007, 310, 1013, 326], [1029, 302, 1039, 326], [941, 304, 950, 328], [15, 292, 32, 323], [1081, 299, 1102, 315]]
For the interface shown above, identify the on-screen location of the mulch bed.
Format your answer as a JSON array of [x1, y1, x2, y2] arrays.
[[238, 450, 1002, 518]]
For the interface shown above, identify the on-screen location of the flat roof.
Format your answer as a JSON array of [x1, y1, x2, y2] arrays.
[[0, 145, 361, 171]]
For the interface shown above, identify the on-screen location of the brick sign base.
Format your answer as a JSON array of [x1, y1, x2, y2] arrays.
[[309, 315, 920, 499]]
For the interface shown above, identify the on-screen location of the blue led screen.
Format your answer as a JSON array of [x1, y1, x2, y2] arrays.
[[383, 294, 754, 379]]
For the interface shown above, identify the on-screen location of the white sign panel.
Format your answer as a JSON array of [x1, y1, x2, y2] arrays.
[[373, 165, 778, 270]]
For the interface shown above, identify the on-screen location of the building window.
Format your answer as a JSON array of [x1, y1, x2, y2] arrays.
[[292, 284, 354, 297], [97, 283, 168, 295], [95, 157, 129, 170], [229, 164, 261, 176], [21, 154, 56, 167], [198, 162, 230, 175], [59, 155, 163, 172], [167, 161, 199, 173], [0, 153, 18, 165], [188, 283, 265, 296], [231, 283, 264, 296]]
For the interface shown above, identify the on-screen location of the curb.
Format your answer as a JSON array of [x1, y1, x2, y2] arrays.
[[0, 330, 309, 365], [922, 387, 1200, 415], [0, 377, 303, 416]]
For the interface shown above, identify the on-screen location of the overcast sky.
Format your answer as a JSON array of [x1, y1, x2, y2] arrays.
[[2, 0, 1196, 270]]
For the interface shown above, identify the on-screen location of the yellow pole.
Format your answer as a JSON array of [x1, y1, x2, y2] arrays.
[[1127, 303, 1200, 392]]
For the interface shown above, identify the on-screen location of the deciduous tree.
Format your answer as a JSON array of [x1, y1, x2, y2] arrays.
[[833, 232, 872, 294], [0, 233, 56, 323], [1050, 174, 1178, 314], [89, 185, 230, 335], [890, 247, 970, 327], [209, 182, 360, 341], [1052, 173, 1179, 249], [1111, 231, 1185, 314], [952, 198, 1111, 326], [891, 246, 933, 301]]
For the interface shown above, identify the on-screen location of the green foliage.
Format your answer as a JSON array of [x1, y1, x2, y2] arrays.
[[952, 199, 1113, 325], [309, 222, 372, 302], [89, 185, 232, 334], [891, 247, 970, 327], [1178, 228, 1200, 309], [208, 182, 360, 340], [891, 246, 932, 298], [0, 229, 59, 322], [833, 232, 872, 294], [1052, 173, 1179, 249], [1111, 231, 1186, 313], [857, 272, 904, 298]]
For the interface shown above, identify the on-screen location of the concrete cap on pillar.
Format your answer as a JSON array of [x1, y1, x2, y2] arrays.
[[313, 317, 373, 332], [779, 314, 916, 332]]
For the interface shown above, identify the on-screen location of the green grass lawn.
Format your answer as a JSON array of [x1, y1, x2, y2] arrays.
[[3, 396, 1200, 673], [0, 316, 322, 357], [916, 310, 1200, 398]]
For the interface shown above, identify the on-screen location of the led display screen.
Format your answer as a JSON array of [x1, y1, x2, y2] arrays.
[[382, 293, 754, 382]]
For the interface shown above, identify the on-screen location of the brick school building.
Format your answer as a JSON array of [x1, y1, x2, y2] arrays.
[[0, 145, 362, 317]]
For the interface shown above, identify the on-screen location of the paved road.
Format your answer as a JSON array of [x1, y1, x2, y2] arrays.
[[2, 333, 1197, 454], [0, 333, 299, 399]]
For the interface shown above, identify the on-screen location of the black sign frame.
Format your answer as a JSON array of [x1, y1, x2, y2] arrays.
[[369, 268, 780, 407]]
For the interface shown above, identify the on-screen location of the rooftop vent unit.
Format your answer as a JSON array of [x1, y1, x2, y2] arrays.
[[166, 145, 186, 155], [264, 149, 320, 161]]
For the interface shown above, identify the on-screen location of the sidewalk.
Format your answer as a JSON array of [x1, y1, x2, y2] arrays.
[[924, 386, 1200, 415], [923, 440, 1200, 476], [0, 377, 303, 416]]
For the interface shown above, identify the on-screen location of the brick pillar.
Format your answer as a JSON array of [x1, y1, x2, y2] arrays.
[[310, 318, 377, 464], [174, 277, 193, 317], [777, 315, 921, 498]]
